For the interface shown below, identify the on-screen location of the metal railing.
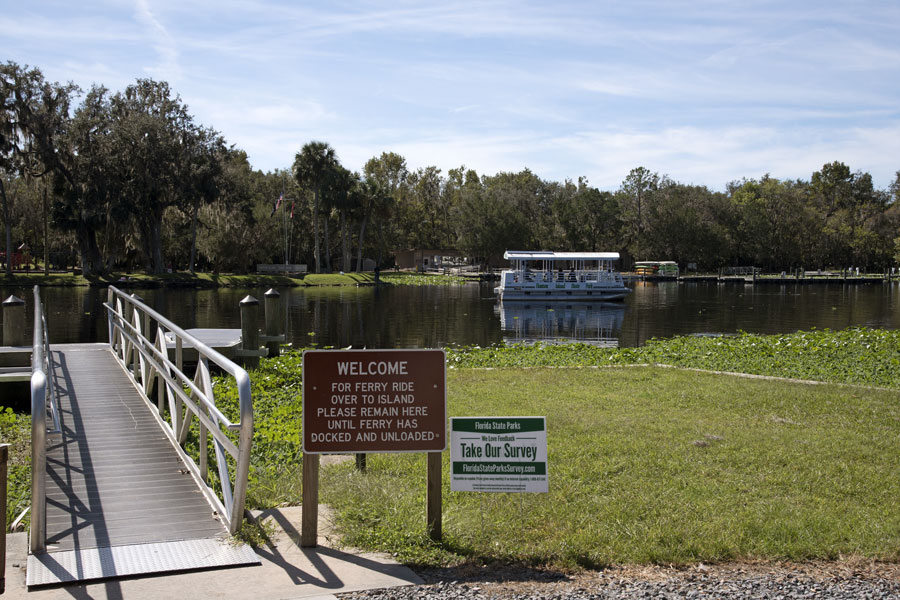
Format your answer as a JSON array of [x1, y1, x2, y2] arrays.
[[1, 442, 8, 593], [30, 285, 60, 553], [104, 286, 253, 535], [723, 266, 759, 276]]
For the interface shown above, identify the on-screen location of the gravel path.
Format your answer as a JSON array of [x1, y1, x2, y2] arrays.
[[338, 561, 900, 599]]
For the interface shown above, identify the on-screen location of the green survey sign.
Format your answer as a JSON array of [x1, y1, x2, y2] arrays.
[[450, 417, 548, 493]]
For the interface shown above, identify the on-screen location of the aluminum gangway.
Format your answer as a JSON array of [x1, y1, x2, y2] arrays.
[[27, 286, 259, 586]]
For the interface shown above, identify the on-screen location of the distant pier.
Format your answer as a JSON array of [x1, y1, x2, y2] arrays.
[[627, 273, 897, 285]]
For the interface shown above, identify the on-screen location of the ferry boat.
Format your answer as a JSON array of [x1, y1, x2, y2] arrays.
[[494, 251, 631, 301]]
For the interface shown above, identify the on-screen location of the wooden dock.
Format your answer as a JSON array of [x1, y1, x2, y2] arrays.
[[164, 328, 242, 362], [627, 275, 895, 285]]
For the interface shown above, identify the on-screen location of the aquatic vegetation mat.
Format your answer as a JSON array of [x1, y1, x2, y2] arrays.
[[445, 327, 900, 390]]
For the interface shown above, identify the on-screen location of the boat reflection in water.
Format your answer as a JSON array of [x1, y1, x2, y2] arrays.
[[495, 301, 625, 347]]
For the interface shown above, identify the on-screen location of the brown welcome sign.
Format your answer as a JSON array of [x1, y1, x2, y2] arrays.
[[302, 349, 447, 453], [300, 348, 447, 547]]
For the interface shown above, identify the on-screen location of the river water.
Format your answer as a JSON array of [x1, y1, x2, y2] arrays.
[[7, 280, 900, 349]]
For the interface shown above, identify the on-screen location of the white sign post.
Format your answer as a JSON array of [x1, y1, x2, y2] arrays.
[[450, 417, 548, 493]]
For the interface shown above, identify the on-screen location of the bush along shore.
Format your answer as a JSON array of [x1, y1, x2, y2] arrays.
[[4, 327, 900, 570], [0, 270, 470, 288]]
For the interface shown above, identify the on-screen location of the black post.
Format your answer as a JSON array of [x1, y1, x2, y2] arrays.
[[240, 295, 261, 369], [264, 288, 282, 358], [2, 295, 25, 346]]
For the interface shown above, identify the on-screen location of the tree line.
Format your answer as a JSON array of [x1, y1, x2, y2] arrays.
[[3, 61, 900, 278]]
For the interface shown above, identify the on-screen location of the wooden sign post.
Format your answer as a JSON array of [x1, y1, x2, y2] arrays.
[[301, 349, 447, 546]]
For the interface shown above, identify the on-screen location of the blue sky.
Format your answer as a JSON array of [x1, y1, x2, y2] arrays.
[[4, 0, 900, 190]]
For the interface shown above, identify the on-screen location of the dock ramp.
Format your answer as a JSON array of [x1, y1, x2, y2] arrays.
[[27, 287, 259, 586]]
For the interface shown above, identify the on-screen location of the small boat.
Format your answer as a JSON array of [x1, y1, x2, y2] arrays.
[[634, 261, 679, 279], [494, 251, 631, 301]]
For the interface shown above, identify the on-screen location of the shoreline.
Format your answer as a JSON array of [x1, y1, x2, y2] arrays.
[[4, 270, 897, 288], [0, 271, 466, 289]]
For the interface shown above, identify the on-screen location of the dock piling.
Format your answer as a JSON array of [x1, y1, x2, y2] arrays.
[[263, 289, 282, 358], [240, 295, 261, 368], [2, 295, 25, 346]]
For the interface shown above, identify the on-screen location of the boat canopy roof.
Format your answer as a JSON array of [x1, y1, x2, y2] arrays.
[[504, 251, 620, 262]]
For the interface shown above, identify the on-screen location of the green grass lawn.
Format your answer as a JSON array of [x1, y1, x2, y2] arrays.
[[0, 270, 379, 287], [321, 366, 900, 568], [6, 329, 900, 568], [0, 269, 467, 287]]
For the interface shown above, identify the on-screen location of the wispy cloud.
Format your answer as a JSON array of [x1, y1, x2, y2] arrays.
[[548, 123, 900, 190], [4, 0, 900, 189], [186, 90, 337, 168], [133, 0, 181, 81], [449, 105, 479, 114], [0, 14, 138, 44]]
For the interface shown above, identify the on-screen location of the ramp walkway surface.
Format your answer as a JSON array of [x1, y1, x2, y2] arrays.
[[26, 344, 259, 586], [5, 506, 422, 599]]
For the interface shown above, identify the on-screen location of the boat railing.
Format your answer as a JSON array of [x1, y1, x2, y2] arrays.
[[31, 285, 61, 554], [511, 267, 625, 284], [104, 286, 253, 535]]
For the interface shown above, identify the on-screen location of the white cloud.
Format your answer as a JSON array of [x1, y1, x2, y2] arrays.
[[449, 105, 479, 114], [133, 0, 181, 81], [550, 124, 900, 190], [185, 92, 337, 169], [580, 80, 640, 98], [4, 0, 899, 192], [0, 14, 139, 44]]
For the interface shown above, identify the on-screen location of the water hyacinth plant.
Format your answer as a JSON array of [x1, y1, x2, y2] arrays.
[[445, 328, 900, 389]]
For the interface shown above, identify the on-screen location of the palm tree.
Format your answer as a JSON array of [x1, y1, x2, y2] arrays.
[[356, 177, 387, 272], [327, 166, 358, 272], [293, 141, 339, 273]]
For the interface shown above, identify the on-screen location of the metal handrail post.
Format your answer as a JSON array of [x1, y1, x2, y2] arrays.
[[30, 370, 47, 554], [30, 287, 48, 554], [29, 285, 60, 554], [107, 287, 115, 352], [40, 303, 60, 434], [1, 443, 8, 594], [231, 368, 253, 529]]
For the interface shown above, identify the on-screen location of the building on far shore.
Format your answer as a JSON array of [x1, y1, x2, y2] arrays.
[[392, 249, 468, 272]]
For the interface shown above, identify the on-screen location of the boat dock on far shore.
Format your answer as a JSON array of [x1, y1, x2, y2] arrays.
[[626, 272, 897, 285]]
